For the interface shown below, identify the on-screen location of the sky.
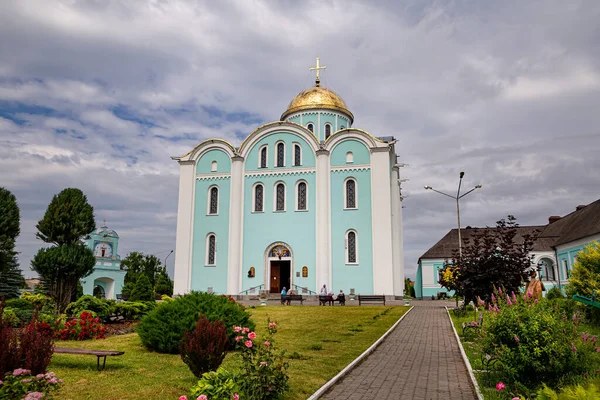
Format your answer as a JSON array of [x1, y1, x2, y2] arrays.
[[1, 0, 599, 281]]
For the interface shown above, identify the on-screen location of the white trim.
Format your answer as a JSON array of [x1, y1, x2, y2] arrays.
[[205, 233, 217, 266], [206, 185, 219, 215], [317, 113, 321, 139], [258, 144, 268, 168], [343, 177, 358, 210], [293, 142, 303, 166], [345, 229, 358, 265], [275, 141, 286, 167], [196, 173, 231, 180], [227, 155, 244, 295], [245, 167, 315, 177], [295, 179, 308, 211], [173, 161, 195, 294], [306, 122, 315, 133], [252, 182, 265, 213], [263, 242, 294, 291], [273, 181, 287, 212]]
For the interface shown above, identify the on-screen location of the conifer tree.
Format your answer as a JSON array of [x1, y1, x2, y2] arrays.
[[0, 187, 24, 299], [129, 273, 155, 302], [31, 188, 96, 312], [154, 268, 174, 296]]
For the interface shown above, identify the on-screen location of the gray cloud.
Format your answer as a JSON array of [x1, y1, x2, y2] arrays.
[[1, 0, 599, 280]]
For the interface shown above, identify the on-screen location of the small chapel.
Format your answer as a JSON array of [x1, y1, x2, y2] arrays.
[[172, 59, 405, 297]]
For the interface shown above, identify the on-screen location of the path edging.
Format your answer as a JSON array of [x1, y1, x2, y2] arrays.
[[307, 305, 415, 400], [445, 306, 484, 400]]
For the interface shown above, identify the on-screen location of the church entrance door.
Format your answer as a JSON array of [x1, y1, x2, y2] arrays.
[[269, 261, 291, 293]]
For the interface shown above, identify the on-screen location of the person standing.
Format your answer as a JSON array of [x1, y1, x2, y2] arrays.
[[281, 286, 287, 305]]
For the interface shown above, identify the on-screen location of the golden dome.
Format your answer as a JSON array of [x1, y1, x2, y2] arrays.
[[281, 85, 354, 123]]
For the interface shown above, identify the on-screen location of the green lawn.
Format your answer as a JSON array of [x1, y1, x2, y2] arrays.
[[50, 305, 409, 400]]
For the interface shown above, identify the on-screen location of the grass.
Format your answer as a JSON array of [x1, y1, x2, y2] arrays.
[[50, 305, 409, 400]]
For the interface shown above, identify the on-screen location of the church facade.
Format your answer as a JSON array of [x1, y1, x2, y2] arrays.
[[82, 223, 125, 299], [173, 64, 405, 297]]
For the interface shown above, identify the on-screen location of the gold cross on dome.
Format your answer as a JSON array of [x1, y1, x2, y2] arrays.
[[309, 57, 327, 86]]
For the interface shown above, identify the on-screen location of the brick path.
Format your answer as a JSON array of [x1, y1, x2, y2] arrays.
[[320, 301, 477, 400]]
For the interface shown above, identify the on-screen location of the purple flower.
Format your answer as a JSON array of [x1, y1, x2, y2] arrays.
[[591, 336, 598, 343], [572, 344, 577, 352], [499, 287, 503, 295], [491, 293, 496, 302], [506, 295, 513, 306], [13, 368, 30, 376], [534, 299, 538, 304], [511, 292, 517, 304], [582, 333, 590, 342]]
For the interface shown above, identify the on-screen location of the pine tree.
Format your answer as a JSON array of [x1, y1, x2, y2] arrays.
[[155, 268, 174, 296], [0, 187, 23, 299], [31, 188, 96, 312], [129, 273, 155, 302]]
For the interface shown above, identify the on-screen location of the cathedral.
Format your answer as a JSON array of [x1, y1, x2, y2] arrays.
[[173, 59, 405, 297]]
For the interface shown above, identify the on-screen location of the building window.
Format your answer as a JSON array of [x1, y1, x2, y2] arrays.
[[260, 146, 267, 168], [307, 123, 314, 132], [325, 124, 331, 139], [275, 183, 285, 211], [345, 179, 357, 209], [254, 184, 264, 212], [208, 187, 219, 214], [211, 161, 217, 172], [346, 152, 354, 163], [248, 267, 255, 278], [206, 234, 216, 265], [302, 266, 308, 277], [346, 230, 357, 264], [294, 144, 302, 166], [296, 181, 307, 211], [562, 259, 569, 279], [276, 142, 285, 167]]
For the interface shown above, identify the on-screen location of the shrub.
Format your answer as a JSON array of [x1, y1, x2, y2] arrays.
[[546, 286, 564, 300], [478, 290, 598, 393], [1, 308, 19, 327], [20, 318, 55, 375], [21, 292, 54, 312], [65, 295, 111, 320], [137, 292, 254, 354], [180, 314, 229, 378], [189, 368, 240, 400], [0, 370, 63, 400], [537, 382, 599, 400], [129, 273, 155, 302], [6, 298, 35, 324], [111, 301, 155, 321], [56, 312, 106, 340]]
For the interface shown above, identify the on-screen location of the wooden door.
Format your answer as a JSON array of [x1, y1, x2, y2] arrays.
[[270, 262, 280, 293]]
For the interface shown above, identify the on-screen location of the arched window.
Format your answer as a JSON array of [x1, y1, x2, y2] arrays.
[[294, 144, 302, 166], [208, 186, 219, 214], [275, 183, 285, 211], [211, 161, 217, 172], [325, 124, 331, 139], [307, 123, 314, 132], [345, 179, 357, 209], [253, 183, 264, 212], [346, 230, 357, 264], [206, 234, 216, 265], [346, 152, 354, 163], [276, 142, 285, 167], [93, 285, 105, 299], [296, 181, 307, 211], [260, 146, 267, 168]]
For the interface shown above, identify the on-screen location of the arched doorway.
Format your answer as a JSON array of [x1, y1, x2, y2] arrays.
[[93, 277, 115, 299], [537, 257, 556, 282], [265, 243, 293, 294], [93, 285, 106, 299]]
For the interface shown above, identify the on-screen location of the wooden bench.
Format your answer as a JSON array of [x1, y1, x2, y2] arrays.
[[54, 347, 124, 371], [284, 294, 304, 305], [462, 312, 483, 335], [319, 295, 334, 306], [358, 295, 386, 305]]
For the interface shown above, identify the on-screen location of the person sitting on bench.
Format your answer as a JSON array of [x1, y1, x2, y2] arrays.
[[337, 290, 346, 305]]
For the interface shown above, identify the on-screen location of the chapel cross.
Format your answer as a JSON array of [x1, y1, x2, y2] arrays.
[[309, 57, 327, 87]]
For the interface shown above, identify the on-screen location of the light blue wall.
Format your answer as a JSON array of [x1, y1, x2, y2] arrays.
[[196, 149, 231, 174], [557, 242, 592, 281], [337, 116, 349, 130], [417, 260, 455, 299], [415, 265, 423, 298], [241, 173, 317, 292], [82, 228, 124, 299], [330, 139, 370, 166], [245, 132, 315, 171], [330, 169, 373, 294], [191, 178, 231, 293], [288, 115, 300, 124]]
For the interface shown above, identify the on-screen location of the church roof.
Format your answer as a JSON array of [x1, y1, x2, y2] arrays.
[[536, 199, 600, 247], [280, 85, 354, 123], [95, 224, 119, 238]]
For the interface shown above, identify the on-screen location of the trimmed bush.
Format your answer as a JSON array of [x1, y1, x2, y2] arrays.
[[138, 292, 254, 354], [111, 301, 155, 321], [180, 314, 229, 378], [65, 295, 111, 320]]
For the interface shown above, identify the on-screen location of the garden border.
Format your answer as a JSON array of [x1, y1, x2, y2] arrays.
[[445, 306, 484, 400], [307, 305, 414, 400]]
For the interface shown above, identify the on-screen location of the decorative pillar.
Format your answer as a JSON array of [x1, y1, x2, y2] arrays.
[[173, 160, 195, 295], [315, 147, 331, 290], [391, 165, 405, 297], [370, 147, 395, 295], [227, 155, 244, 294]]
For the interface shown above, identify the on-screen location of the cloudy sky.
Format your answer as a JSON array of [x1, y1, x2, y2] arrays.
[[1, 0, 599, 280]]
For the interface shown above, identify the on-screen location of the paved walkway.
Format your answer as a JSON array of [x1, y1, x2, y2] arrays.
[[321, 301, 477, 400]]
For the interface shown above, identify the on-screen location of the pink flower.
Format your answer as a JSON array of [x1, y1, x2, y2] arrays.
[[248, 331, 257, 340], [506, 295, 512, 306], [268, 322, 277, 329], [242, 327, 249, 334], [582, 333, 590, 342], [595, 347, 600, 352], [498, 287, 503, 295], [527, 289, 532, 298], [512, 398, 520, 400], [233, 395, 239, 400], [233, 326, 241, 333], [571, 344, 577, 352], [197, 396, 208, 400], [534, 299, 538, 304], [491, 293, 496, 302], [245, 340, 253, 348], [264, 341, 271, 347], [260, 361, 268, 367], [511, 292, 517, 304], [591, 336, 598, 343], [235, 336, 243, 342], [496, 382, 505, 391], [179, 396, 188, 400], [513, 335, 520, 343]]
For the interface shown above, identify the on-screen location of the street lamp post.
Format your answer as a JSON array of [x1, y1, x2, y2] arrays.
[[425, 172, 482, 258], [164, 250, 174, 269]]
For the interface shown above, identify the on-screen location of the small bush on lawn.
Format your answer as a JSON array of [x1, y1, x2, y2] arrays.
[[56, 311, 106, 340], [478, 289, 598, 394], [5, 298, 35, 324], [138, 292, 254, 354], [65, 295, 111, 321], [111, 301, 155, 321], [546, 286, 564, 300], [0, 369, 63, 400], [180, 314, 229, 378], [537, 382, 599, 400]]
